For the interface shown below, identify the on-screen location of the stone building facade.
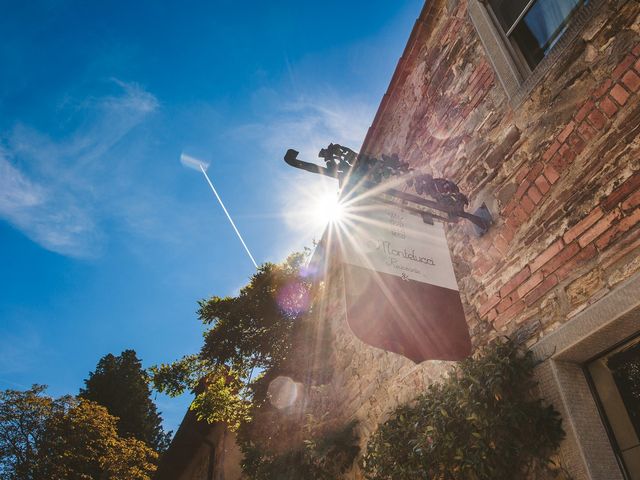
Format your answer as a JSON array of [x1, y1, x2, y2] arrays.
[[310, 0, 640, 479], [164, 1, 640, 478], [155, 408, 242, 480]]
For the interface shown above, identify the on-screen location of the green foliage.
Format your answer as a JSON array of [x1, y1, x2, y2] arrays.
[[361, 339, 565, 480], [190, 370, 251, 431], [150, 252, 359, 480], [150, 252, 311, 429], [240, 421, 360, 480], [0, 385, 157, 480], [150, 250, 358, 478], [80, 349, 171, 452], [40, 397, 157, 479], [198, 251, 310, 373], [149, 354, 204, 397], [0, 385, 53, 479]]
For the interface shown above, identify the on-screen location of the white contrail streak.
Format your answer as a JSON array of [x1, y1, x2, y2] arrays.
[[180, 153, 210, 171], [198, 164, 258, 269]]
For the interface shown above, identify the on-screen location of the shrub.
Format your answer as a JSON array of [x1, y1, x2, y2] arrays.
[[240, 420, 360, 480], [361, 339, 565, 480]]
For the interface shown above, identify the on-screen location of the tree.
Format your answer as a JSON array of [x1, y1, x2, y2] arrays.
[[38, 397, 157, 480], [80, 349, 171, 452], [150, 252, 313, 428], [0, 385, 157, 480], [150, 252, 358, 479], [0, 385, 52, 479], [197, 251, 311, 374]]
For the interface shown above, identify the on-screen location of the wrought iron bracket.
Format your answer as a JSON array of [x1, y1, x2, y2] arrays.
[[285, 149, 338, 179], [284, 147, 493, 236]]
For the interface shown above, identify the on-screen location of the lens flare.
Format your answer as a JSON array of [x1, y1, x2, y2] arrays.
[[267, 376, 301, 410], [281, 176, 350, 242], [276, 281, 310, 316]]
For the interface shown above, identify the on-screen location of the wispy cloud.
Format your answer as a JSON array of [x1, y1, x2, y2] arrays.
[[0, 147, 99, 257], [237, 92, 374, 163], [0, 79, 159, 258]]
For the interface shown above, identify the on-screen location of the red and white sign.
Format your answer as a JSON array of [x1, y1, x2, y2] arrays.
[[339, 201, 471, 363]]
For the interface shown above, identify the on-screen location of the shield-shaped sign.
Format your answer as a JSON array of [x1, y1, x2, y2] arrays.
[[337, 200, 471, 363]]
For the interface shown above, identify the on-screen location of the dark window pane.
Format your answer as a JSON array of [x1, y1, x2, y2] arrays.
[[587, 336, 640, 479], [488, 0, 531, 33], [510, 22, 546, 69], [608, 342, 640, 440], [510, 0, 583, 69]]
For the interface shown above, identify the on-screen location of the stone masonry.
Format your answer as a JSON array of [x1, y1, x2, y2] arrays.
[[309, 1, 640, 478]]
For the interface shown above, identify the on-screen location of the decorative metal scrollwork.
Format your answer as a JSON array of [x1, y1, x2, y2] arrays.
[[409, 174, 469, 214], [318, 143, 358, 174], [284, 143, 492, 235], [316, 143, 469, 213]]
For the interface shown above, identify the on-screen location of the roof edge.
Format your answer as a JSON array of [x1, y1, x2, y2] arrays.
[[360, 0, 439, 155]]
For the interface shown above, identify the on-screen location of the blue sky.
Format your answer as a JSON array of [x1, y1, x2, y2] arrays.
[[0, 0, 421, 433]]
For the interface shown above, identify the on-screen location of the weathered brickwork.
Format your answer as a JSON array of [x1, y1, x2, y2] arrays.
[[309, 0, 640, 478], [361, 0, 640, 345]]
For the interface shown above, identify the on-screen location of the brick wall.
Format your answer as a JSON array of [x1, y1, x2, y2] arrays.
[[307, 0, 640, 478], [360, 0, 640, 347]]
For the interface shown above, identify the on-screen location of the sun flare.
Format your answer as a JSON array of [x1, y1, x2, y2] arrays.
[[282, 177, 355, 243], [312, 192, 345, 227]]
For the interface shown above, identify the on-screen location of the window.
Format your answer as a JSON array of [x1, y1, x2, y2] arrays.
[[487, 0, 587, 72], [468, 0, 597, 102], [587, 335, 640, 479], [529, 274, 640, 479]]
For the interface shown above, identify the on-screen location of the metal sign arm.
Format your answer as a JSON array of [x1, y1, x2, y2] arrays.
[[283, 145, 493, 235], [284, 149, 339, 178], [382, 187, 492, 232]]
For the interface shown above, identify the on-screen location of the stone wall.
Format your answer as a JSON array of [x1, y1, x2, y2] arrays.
[[309, 0, 640, 478], [155, 414, 242, 480], [361, 0, 640, 345], [363, 1, 640, 344], [311, 263, 452, 448]]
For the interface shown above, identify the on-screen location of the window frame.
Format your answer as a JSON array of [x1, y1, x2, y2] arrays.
[[529, 272, 640, 480], [484, 3, 533, 78], [468, 0, 604, 104], [584, 333, 640, 480]]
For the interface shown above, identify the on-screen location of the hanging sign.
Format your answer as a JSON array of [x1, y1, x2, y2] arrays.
[[339, 200, 471, 363]]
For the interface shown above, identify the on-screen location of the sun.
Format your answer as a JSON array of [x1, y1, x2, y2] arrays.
[[281, 177, 351, 241], [312, 192, 345, 227]]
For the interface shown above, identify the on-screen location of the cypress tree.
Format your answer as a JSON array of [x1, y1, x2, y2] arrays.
[[80, 350, 171, 452]]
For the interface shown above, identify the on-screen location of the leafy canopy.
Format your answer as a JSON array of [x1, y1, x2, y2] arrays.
[[361, 339, 565, 480], [151, 251, 361, 478], [150, 252, 311, 427], [0, 385, 52, 479], [0, 385, 157, 480], [80, 349, 171, 452]]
